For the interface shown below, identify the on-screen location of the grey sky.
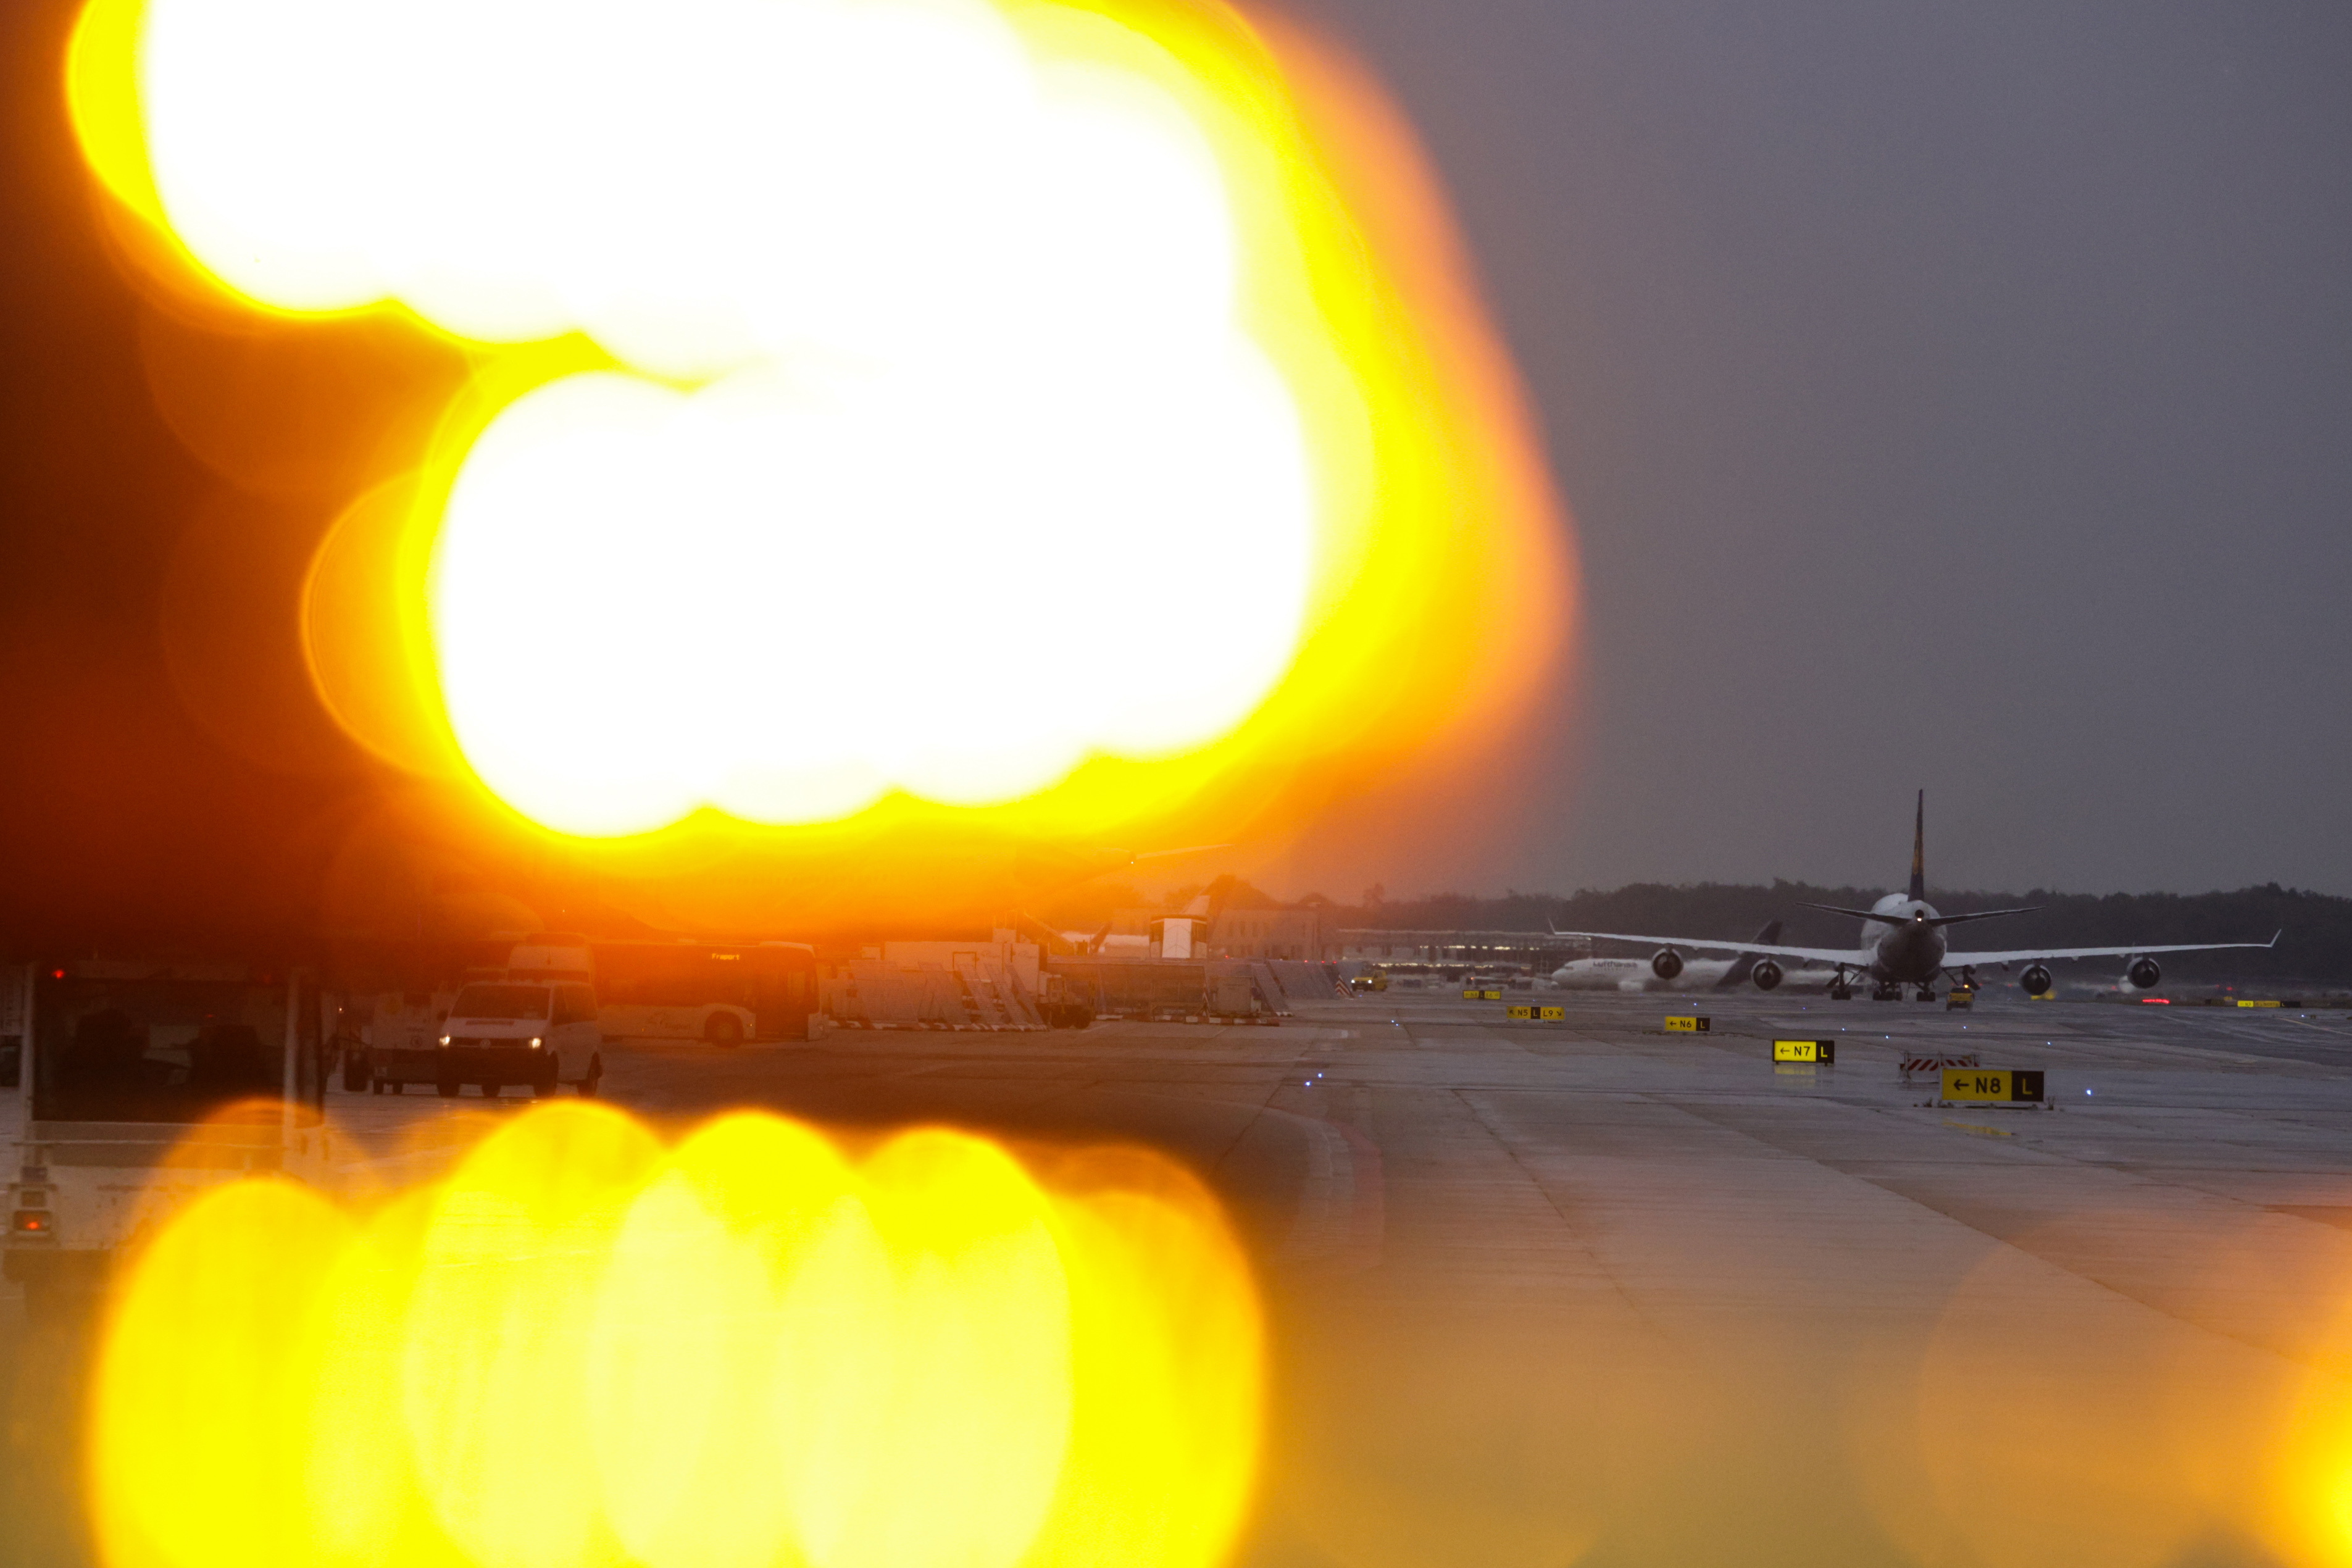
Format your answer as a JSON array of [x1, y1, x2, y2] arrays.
[[1269, 0, 2352, 898]]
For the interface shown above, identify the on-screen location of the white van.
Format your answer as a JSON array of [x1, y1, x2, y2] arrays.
[[365, 979, 603, 1098]]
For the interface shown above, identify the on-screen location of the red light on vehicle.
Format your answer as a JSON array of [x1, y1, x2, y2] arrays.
[[49, 968, 64, 980], [10, 1211, 53, 1234]]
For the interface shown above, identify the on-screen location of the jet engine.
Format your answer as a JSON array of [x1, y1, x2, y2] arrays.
[[2020, 964, 2053, 997], [2125, 957, 2162, 990], [1751, 959, 1783, 991], [1650, 949, 1684, 980]]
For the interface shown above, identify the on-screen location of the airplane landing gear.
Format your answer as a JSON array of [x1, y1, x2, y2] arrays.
[[1871, 982, 1902, 1001], [1829, 983, 1853, 1001], [1914, 986, 1938, 1003]]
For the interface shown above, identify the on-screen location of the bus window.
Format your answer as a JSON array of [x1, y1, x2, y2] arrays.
[[33, 977, 291, 1124], [601, 953, 752, 1009], [593, 942, 815, 1042], [187, 1024, 275, 1097]]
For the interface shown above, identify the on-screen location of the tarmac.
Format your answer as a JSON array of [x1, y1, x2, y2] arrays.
[[12, 986, 2352, 1567]]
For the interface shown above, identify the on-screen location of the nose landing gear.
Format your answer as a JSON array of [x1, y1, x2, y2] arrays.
[[1871, 982, 1903, 1001]]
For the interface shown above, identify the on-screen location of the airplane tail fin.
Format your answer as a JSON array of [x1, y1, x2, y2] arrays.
[[1716, 920, 1787, 988], [1908, 789, 1925, 902]]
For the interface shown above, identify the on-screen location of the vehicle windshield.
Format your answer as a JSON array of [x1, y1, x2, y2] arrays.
[[448, 984, 553, 1021], [32, 977, 296, 1124]]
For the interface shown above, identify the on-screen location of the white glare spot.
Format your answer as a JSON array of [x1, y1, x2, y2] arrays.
[[140, 0, 1323, 832]]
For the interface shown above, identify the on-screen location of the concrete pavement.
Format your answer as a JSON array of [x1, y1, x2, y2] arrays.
[[13, 989, 2352, 1566]]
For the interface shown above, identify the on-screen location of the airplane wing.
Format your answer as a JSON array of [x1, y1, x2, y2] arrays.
[[1948, 932, 2281, 965], [1335, 928, 1558, 943], [1806, 903, 2042, 928], [1549, 930, 1870, 965]]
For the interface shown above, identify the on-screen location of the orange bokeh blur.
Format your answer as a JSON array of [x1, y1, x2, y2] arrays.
[[90, 1103, 1262, 1568], [64, 0, 1571, 911]]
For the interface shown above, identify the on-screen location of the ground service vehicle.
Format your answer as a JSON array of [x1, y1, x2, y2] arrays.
[[590, 940, 820, 1043], [348, 990, 450, 1093], [1, 959, 328, 1315], [418, 980, 604, 1098]]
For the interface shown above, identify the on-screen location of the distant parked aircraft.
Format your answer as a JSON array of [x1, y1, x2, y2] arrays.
[[1551, 792, 2279, 1001]]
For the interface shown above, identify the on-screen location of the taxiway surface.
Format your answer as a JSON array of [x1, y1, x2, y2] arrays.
[[12, 989, 2352, 1567]]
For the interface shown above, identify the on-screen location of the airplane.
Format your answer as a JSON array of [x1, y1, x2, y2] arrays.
[[1545, 920, 1832, 992], [1551, 792, 2280, 1001]]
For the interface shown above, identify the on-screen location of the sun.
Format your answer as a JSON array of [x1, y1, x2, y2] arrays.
[[68, 0, 1572, 845]]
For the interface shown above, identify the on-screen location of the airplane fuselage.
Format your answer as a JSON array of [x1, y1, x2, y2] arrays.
[[1859, 893, 1948, 983]]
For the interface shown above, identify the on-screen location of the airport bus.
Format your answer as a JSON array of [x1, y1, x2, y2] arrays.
[[2, 958, 330, 1317], [507, 935, 820, 1044]]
